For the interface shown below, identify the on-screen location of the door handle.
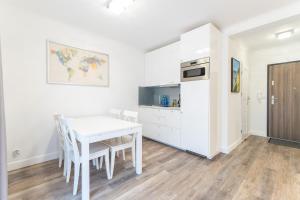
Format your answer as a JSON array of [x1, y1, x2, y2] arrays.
[[271, 96, 279, 104]]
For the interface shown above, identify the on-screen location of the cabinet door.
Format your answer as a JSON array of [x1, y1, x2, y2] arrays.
[[162, 42, 180, 85], [164, 110, 181, 128], [145, 42, 180, 86], [142, 122, 159, 141], [181, 81, 209, 156], [145, 51, 162, 86], [180, 24, 211, 63], [160, 127, 181, 148]]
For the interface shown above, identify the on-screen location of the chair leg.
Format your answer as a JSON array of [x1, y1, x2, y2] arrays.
[[63, 152, 67, 176], [100, 157, 103, 169], [104, 154, 110, 180], [110, 150, 116, 179], [122, 150, 126, 161], [96, 158, 99, 170], [92, 159, 96, 166], [73, 163, 80, 196], [66, 159, 72, 183], [132, 142, 136, 167], [59, 149, 63, 168]]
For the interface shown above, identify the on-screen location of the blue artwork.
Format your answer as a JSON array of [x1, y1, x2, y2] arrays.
[[231, 58, 240, 93]]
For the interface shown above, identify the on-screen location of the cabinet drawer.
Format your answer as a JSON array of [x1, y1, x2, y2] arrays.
[[139, 107, 160, 123], [139, 107, 181, 126], [141, 121, 182, 149]]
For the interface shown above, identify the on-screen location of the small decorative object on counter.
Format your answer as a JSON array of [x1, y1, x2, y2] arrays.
[[160, 95, 169, 107], [172, 99, 177, 107], [178, 94, 181, 107]]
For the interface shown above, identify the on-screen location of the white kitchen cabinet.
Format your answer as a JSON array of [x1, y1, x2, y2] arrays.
[[142, 23, 222, 159], [138, 106, 182, 149], [145, 42, 180, 86], [180, 23, 222, 159], [180, 23, 219, 63]]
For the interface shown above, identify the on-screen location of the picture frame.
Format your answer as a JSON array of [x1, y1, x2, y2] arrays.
[[47, 41, 109, 87], [231, 57, 240, 93]]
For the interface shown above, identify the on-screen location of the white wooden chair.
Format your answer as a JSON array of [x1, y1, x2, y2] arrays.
[[108, 108, 122, 119], [54, 114, 67, 176], [108, 108, 123, 158], [103, 110, 138, 179], [60, 117, 111, 195], [54, 114, 100, 178]]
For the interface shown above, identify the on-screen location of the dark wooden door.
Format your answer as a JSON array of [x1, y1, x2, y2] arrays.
[[268, 61, 300, 142]]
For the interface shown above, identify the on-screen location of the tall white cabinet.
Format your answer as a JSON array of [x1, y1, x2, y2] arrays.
[[180, 23, 222, 158]]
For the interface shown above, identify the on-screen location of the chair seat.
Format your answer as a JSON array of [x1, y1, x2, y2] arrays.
[[103, 136, 133, 145], [103, 136, 134, 151], [90, 142, 109, 154], [69, 142, 109, 161]]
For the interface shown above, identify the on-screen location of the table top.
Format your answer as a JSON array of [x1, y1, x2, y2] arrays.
[[68, 115, 142, 138]]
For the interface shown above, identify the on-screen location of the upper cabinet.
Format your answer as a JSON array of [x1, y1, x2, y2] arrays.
[[145, 42, 180, 86], [180, 23, 220, 63]]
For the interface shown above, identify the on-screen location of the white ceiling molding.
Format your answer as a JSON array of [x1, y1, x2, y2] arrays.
[[224, 1, 300, 36]]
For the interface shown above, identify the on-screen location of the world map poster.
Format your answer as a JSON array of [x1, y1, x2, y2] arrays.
[[47, 41, 109, 87]]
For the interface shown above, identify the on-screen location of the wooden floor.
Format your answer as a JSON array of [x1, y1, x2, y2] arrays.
[[8, 136, 300, 200]]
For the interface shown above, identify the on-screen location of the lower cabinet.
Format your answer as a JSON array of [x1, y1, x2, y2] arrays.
[[160, 126, 181, 148], [139, 107, 182, 149]]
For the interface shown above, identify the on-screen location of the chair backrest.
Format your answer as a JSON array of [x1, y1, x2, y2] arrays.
[[54, 114, 64, 145], [123, 110, 138, 122], [60, 117, 80, 160], [109, 108, 122, 119]]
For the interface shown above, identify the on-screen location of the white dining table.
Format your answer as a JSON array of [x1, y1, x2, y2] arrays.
[[68, 115, 143, 200]]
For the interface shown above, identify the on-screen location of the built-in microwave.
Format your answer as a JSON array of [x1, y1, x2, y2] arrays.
[[180, 57, 210, 82]]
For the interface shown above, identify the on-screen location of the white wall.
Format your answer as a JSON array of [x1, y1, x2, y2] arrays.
[[220, 2, 300, 154], [247, 42, 300, 137], [0, 5, 144, 170], [220, 36, 248, 153]]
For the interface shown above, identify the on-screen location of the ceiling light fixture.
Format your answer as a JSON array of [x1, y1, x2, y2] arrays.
[[275, 29, 294, 40], [108, 0, 135, 15]]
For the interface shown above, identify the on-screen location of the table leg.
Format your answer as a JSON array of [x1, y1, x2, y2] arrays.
[[135, 128, 142, 174], [81, 139, 90, 200]]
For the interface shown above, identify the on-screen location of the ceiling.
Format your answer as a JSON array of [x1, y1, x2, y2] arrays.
[[1, 0, 299, 51], [233, 15, 300, 50]]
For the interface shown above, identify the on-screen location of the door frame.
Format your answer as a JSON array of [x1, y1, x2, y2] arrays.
[[267, 60, 300, 138]]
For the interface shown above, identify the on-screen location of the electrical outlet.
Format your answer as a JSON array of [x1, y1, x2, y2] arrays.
[[13, 149, 21, 158]]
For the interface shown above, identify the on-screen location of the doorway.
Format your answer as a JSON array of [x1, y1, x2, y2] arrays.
[[267, 61, 300, 142]]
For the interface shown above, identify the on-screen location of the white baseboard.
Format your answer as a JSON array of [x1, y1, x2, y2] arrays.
[[248, 131, 266, 137], [207, 150, 221, 159], [8, 152, 58, 171], [220, 134, 252, 154], [220, 137, 243, 154]]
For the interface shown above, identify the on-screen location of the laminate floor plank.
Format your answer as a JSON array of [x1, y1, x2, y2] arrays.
[[8, 136, 300, 200]]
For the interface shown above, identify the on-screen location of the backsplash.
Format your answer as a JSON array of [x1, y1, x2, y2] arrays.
[[139, 85, 180, 107]]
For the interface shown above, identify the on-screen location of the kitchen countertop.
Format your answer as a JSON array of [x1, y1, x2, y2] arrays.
[[139, 105, 181, 111]]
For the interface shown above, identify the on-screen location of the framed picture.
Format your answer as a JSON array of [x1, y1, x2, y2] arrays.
[[47, 41, 109, 87], [231, 57, 240, 93]]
